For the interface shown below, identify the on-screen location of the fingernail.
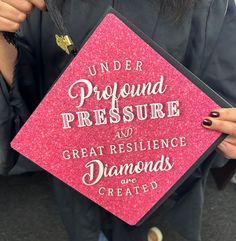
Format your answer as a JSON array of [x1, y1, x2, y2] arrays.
[[202, 119, 212, 126], [210, 111, 220, 118]]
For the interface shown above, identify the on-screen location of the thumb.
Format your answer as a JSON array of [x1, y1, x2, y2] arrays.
[[28, 0, 46, 11]]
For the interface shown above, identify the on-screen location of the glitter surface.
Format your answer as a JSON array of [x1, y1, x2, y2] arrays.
[[11, 13, 222, 225]]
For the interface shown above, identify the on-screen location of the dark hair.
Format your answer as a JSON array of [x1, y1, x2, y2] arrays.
[[161, 0, 196, 22]]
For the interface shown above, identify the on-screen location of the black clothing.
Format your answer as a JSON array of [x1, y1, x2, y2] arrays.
[[0, 0, 235, 241]]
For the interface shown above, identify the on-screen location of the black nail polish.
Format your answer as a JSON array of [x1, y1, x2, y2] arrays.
[[202, 119, 212, 126], [210, 111, 220, 118]]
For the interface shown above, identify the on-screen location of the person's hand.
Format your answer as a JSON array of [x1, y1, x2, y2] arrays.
[[0, 0, 46, 32], [202, 108, 236, 159], [0, 0, 46, 85]]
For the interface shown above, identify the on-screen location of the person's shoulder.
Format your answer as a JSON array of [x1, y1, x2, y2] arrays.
[[191, 0, 232, 41], [194, 0, 229, 15]]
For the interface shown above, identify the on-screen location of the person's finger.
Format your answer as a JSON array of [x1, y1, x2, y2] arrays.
[[0, 16, 20, 32], [1, 0, 33, 13], [218, 141, 236, 159], [209, 108, 236, 122], [28, 0, 46, 10], [0, 1, 26, 23], [202, 118, 236, 136], [224, 135, 236, 145]]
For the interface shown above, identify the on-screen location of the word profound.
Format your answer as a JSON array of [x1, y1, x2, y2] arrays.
[[68, 76, 167, 109]]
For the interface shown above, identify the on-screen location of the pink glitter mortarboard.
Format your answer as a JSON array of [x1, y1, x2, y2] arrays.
[[11, 9, 230, 225]]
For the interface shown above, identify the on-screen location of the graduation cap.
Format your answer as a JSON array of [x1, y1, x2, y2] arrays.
[[11, 0, 231, 225]]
